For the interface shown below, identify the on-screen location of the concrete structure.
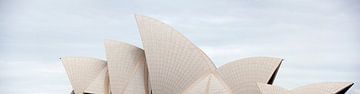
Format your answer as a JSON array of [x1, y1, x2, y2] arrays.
[[60, 15, 353, 94]]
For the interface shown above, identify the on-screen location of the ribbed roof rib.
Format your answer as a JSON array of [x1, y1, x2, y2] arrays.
[[61, 15, 354, 94]]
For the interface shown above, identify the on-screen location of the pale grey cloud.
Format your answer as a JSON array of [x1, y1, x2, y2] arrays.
[[0, 0, 359, 94]]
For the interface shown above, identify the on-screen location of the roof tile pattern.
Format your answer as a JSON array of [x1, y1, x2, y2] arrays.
[[257, 83, 289, 94], [135, 15, 216, 94], [85, 66, 110, 94], [61, 15, 353, 94], [61, 57, 108, 94], [217, 57, 283, 94], [105, 40, 148, 94]]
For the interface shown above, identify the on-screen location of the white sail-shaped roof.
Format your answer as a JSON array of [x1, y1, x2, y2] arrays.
[[257, 82, 354, 94], [217, 57, 283, 94], [183, 73, 232, 94], [257, 83, 289, 94], [61, 57, 108, 94], [60, 15, 354, 94], [122, 61, 148, 94], [291, 82, 354, 94], [182, 74, 212, 94], [207, 74, 233, 94], [85, 66, 110, 94], [135, 15, 216, 94], [105, 40, 148, 94]]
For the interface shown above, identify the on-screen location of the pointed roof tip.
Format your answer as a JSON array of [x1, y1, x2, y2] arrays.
[[321, 82, 354, 85], [134, 14, 150, 27], [337, 82, 354, 84], [104, 39, 124, 44], [59, 57, 107, 63], [134, 14, 140, 19], [217, 56, 284, 70], [134, 14, 148, 20], [345, 82, 355, 89], [60, 57, 72, 61], [104, 39, 128, 45], [349, 82, 355, 85], [133, 14, 141, 16], [343, 82, 355, 89], [104, 39, 142, 49], [228, 56, 284, 64], [104, 39, 116, 44], [59, 56, 72, 60], [134, 14, 142, 17], [340, 82, 355, 86], [133, 14, 160, 23]]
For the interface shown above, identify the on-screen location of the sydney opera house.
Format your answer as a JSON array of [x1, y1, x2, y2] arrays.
[[60, 15, 353, 94]]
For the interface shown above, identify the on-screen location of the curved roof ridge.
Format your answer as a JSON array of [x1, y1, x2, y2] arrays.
[[135, 15, 216, 94], [104, 39, 142, 49], [257, 82, 354, 94], [216, 57, 283, 94], [134, 15, 216, 70], [291, 82, 354, 94], [218, 56, 282, 69], [60, 56, 106, 63]]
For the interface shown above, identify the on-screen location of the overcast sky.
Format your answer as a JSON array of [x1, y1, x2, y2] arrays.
[[0, 0, 359, 94]]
